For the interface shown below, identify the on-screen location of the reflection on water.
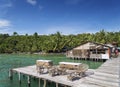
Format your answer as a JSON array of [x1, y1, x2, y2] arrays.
[[0, 54, 103, 87]]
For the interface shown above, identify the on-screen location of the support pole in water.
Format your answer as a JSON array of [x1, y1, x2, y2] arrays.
[[23, 74, 25, 78], [27, 76, 30, 87], [38, 78, 40, 87], [33, 76, 36, 81], [9, 69, 13, 80], [43, 79, 46, 87], [18, 72, 21, 84], [56, 83, 58, 87]]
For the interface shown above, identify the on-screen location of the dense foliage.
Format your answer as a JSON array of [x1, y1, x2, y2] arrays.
[[0, 30, 120, 53]]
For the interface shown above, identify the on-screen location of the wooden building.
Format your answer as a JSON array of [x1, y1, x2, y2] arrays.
[[66, 42, 114, 60]]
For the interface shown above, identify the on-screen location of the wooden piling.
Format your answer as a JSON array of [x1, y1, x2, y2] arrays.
[[27, 76, 30, 87], [18, 72, 21, 84], [23, 74, 25, 78], [38, 78, 40, 87], [56, 83, 58, 87], [9, 69, 13, 80], [43, 79, 46, 87], [33, 76, 36, 81]]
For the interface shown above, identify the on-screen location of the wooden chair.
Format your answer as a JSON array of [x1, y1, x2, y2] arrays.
[[37, 66, 44, 74], [67, 72, 76, 81], [75, 64, 89, 77]]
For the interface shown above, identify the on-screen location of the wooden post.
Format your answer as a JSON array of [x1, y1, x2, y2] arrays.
[[23, 74, 25, 78], [56, 83, 58, 87], [33, 76, 36, 81], [49, 80, 52, 87], [43, 79, 46, 87], [38, 78, 40, 87], [27, 76, 30, 87], [18, 72, 21, 84], [9, 69, 13, 80]]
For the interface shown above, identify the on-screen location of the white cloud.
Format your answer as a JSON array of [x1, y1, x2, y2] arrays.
[[39, 5, 44, 10], [44, 26, 79, 35], [0, 0, 13, 17], [0, 2, 12, 8], [0, 19, 11, 28], [27, 0, 37, 5], [0, 19, 12, 34], [0, 0, 13, 8], [0, 28, 11, 34]]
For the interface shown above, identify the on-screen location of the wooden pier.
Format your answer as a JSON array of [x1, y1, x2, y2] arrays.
[[10, 57, 120, 87], [81, 57, 120, 87]]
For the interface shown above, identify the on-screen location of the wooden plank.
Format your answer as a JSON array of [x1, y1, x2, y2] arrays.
[[82, 57, 120, 87], [84, 77, 119, 87]]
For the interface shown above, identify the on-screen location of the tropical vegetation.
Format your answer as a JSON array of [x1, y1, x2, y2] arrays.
[[0, 30, 120, 53]]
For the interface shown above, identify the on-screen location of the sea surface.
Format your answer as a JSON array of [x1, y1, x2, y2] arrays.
[[0, 54, 103, 87]]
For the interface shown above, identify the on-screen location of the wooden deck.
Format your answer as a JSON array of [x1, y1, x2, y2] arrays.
[[80, 57, 120, 87], [12, 65, 94, 87], [11, 57, 120, 87]]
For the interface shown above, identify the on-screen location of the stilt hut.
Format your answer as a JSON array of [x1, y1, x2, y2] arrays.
[[66, 42, 114, 60]]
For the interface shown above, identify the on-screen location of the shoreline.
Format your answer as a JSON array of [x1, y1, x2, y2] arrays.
[[0, 52, 66, 56]]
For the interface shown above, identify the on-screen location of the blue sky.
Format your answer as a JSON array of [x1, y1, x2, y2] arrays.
[[0, 0, 120, 35]]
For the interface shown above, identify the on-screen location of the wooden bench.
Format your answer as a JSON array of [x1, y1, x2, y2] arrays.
[[36, 60, 53, 74]]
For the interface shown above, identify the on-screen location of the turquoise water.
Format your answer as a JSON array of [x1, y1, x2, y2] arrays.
[[0, 54, 103, 87]]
